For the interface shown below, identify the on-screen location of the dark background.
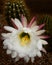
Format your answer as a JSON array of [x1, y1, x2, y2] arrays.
[[0, 0, 52, 14], [25, 0, 52, 14]]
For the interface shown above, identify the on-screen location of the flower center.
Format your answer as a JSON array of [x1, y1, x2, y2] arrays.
[[19, 32, 30, 46]]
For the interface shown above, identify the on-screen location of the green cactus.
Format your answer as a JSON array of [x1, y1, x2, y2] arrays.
[[39, 15, 52, 36], [5, 1, 29, 26]]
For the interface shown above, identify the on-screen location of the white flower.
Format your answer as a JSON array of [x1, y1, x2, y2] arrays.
[[1, 15, 48, 63]]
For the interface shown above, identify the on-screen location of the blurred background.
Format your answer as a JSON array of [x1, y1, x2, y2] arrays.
[[0, 0, 52, 14]]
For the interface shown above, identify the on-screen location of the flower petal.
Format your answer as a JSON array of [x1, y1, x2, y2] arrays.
[[39, 23, 45, 30], [21, 15, 27, 27], [1, 33, 11, 38], [38, 40, 48, 45], [15, 57, 19, 62], [4, 26, 17, 32], [35, 30, 45, 35], [37, 41, 42, 50], [11, 18, 23, 29], [6, 49, 12, 54], [11, 51, 17, 58], [37, 51, 42, 57], [24, 56, 29, 62], [42, 40, 48, 45], [28, 17, 36, 27], [31, 57, 34, 63], [41, 48, 47, 53], [38, 35, 49, 39], [11, 18, 18, 29], [31, 21, 37, 28], [31, 26, 39, 32]]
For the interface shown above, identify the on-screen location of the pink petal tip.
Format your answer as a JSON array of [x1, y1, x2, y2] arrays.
[[39, 35, 50, 39], [39, 23, 45, 30], [11, 18, 18, 29], [28, 16, 36, 27]]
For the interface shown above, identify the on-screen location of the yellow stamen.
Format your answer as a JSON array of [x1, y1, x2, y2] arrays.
[[19, 32, 30, 46], [21, 35, 30, 46]]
